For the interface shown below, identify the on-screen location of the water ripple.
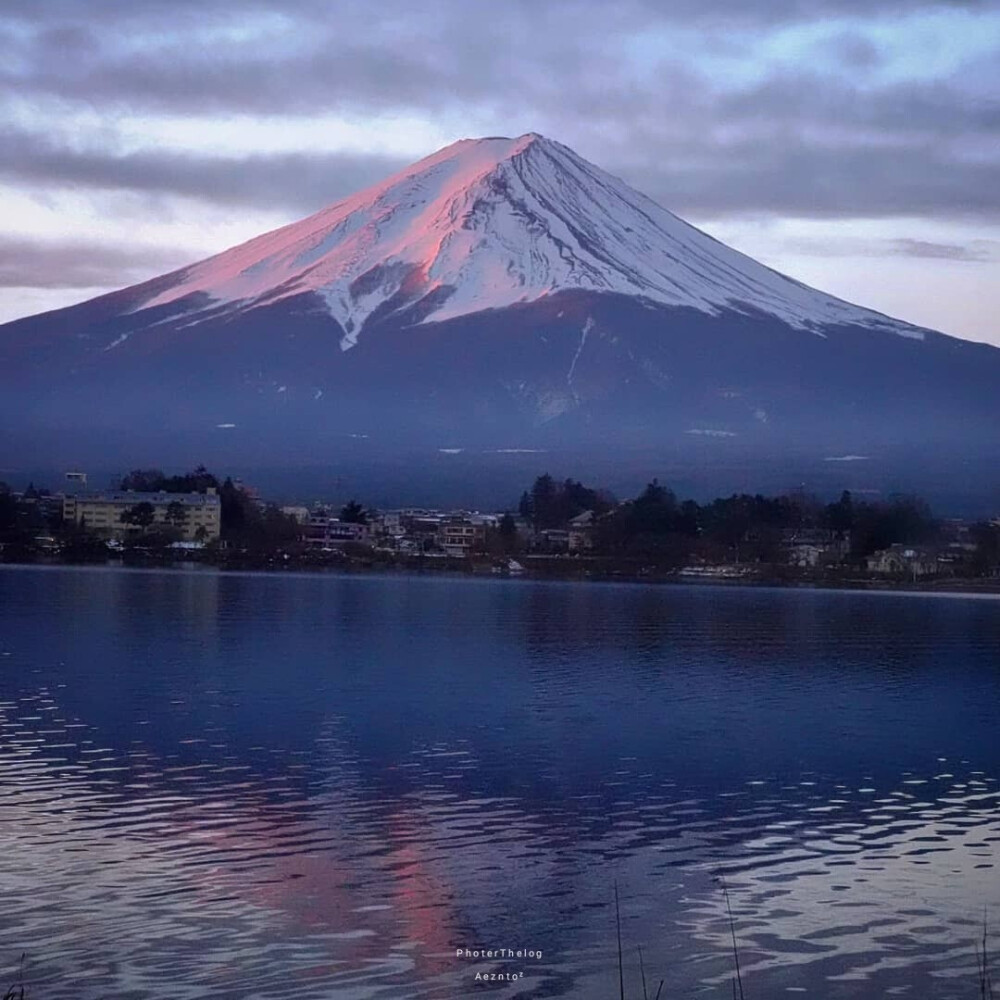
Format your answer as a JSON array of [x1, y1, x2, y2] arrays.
[[2, 567, 999, 998]]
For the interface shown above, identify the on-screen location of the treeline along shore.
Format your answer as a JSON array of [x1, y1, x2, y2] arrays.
[[2, 465, 1000, 590]]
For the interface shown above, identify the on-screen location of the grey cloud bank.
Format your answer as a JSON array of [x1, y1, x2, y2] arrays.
[[1, 2, 996, 219], [0, 238, 192, 290]]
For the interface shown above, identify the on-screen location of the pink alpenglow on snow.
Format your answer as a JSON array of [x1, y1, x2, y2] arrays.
[[140, 133, 921, 351]]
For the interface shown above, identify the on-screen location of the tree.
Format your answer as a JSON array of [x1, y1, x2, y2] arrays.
[[177, 465, 218, 492], [630, 479, 678, 534], [165, 501, 188, 529], [121, 501, 156, 531], [592, 478, 693, 564], [495, 512, 520, 554], [970, 522, 1000, 576], [339, 500, 369, 524], [824, 490, 855, 535], [119, 469, 167, 492], [258, 504, 301, 546], [220, 477, 252, 539], [677, 499, 701, 537], [530, 474, 559, 528], [518, 491, 532, 521], [849, 494, 938, 557], [118, 465, 220, 494], [0, 483, 15, 534], [215, 479, 301, 549], [523, 474, 605, 529]]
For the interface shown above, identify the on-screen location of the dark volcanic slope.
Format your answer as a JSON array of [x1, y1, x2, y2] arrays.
[[2, 134, 998, 505]]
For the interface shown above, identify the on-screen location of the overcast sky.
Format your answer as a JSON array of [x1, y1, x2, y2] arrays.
[[2, 0, 998, 343]]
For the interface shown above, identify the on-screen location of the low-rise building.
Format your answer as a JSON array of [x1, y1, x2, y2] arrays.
[[782, 529, 850, 568], [437, 517, 486, 556], [866, 544, 938, 578], [372, 509, 436, 545], [531, 528, 571, 553], [399, 513, 444, 551], [568, 510, 596, 551], [306, 516, 371, 548], [62, 490, 221, 542]]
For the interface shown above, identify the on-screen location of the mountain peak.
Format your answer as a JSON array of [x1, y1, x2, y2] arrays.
[[136, 133, 920, 349], [452, 131, 547, 151], [394, 130, 552, 184]]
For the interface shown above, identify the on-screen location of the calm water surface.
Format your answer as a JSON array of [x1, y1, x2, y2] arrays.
[[1, 565, 999, 998]]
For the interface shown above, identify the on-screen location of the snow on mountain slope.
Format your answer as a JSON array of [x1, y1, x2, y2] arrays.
[[140, 133, 923, 350]]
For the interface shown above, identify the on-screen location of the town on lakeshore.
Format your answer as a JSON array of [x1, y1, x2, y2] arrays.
[[2, 465, 999, 588]]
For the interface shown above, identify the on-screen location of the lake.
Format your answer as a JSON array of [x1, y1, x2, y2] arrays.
[[1, 565, 998, 998]]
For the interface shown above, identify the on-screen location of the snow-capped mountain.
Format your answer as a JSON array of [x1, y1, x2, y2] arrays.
[[2, 133, 998, 506], [135, 133, 919, 347]]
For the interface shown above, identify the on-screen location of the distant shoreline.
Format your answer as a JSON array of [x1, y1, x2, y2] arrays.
[[4, 554, 1000, 597]]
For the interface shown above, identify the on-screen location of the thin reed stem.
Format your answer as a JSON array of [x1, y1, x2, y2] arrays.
[[615, 882, 625, 1000], [721, 878, 745, 1000]]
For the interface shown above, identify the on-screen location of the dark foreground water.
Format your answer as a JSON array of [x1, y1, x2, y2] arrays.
[[1, 566, 999, 999]]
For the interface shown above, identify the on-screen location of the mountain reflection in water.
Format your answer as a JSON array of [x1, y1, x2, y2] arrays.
[[1, 566, 998, 998]]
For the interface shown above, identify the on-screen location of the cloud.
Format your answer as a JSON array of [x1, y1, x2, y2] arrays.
[[889, 238, 996, 260], [2, 81, 998, 223], [3, 2, 996, 122], [0, 237, 193, 289], [715, 74, 1000, 138], [820, 31, 885, 69], [783, 235, 998, 260], [5, 0, 991, 30], [0, 1, 996, 224], [0, 129, 408, 211]]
